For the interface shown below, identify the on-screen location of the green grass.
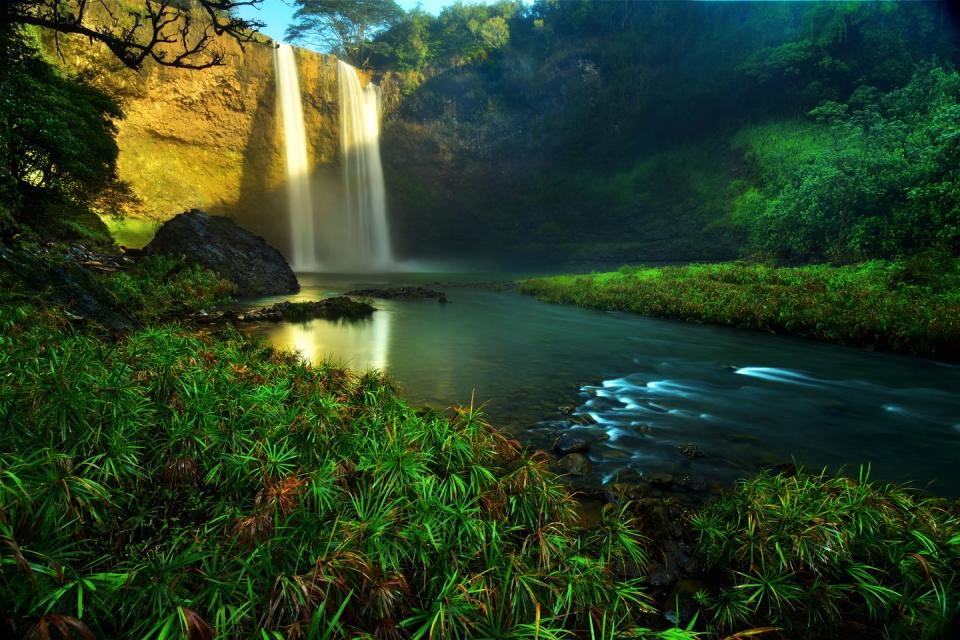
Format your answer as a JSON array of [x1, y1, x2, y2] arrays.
[[692, 467, 960, 638], [0, 302, 700, 640], [101, 254, 236, 321], [518, 258, 960, 360]]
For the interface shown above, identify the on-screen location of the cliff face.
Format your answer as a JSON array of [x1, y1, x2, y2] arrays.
[[43, 29, 340, 253]]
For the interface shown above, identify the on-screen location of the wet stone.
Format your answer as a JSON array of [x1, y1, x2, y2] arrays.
[[677, 443, 705, 459], [647, 473, 675, 489], [677, 474, 708, 492], [554, 434, 590, 455], [554, 453, 592, 477]]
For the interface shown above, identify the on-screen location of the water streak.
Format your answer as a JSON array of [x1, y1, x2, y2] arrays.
[[274, 44, 319, 271], [335, 60, 393, 271]]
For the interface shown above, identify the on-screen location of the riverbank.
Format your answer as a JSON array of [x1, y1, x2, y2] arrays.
[[2, 243, 958, 638], [518, 259, 960, 360]]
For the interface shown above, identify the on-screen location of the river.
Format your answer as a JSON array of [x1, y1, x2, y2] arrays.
[[241, 273, 960, 496]]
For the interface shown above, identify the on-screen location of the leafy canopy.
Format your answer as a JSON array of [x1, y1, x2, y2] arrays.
[[285, 0, 403, 68], [0, 24, 121, 234]]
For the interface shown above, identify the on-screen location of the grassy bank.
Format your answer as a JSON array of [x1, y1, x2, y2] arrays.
[[518, 259, 960, 360], [0, 303, 686, 639]]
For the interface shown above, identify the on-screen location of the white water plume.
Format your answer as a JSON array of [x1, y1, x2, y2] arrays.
[[274, 44, 320, 271], [334, 59, 393, 271]]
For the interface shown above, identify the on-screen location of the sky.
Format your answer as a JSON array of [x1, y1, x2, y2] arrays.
[[235, 0, 508, 44]]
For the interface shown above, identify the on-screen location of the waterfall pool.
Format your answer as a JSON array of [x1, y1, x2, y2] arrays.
[[240, 272, 960, 496]]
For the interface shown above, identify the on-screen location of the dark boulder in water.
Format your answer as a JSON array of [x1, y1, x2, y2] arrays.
[[554, 434, 591, 456], [554, 453, 592, 477], [144, 209, 299, 296]]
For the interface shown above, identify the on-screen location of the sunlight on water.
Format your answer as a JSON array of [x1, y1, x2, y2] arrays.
[[244, 275, 960, 495], [274, 310, 391, 371]]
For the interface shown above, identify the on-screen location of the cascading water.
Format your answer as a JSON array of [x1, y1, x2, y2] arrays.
[[274, 44, 319, 271], [335, 59, 393, 270]]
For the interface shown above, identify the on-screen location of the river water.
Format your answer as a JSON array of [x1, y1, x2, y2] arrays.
[[241, 273, 960, 496]]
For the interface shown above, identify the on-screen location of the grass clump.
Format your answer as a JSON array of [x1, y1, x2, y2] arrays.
[[518, 258, 960, 360], [102, 254, 236, 320], [691, 467, 960, 638], [0, 303, 694, 639]]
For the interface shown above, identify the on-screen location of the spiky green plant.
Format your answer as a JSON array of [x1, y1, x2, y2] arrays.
[[0, 303, 693, 639], [691, 467, 960, 638]]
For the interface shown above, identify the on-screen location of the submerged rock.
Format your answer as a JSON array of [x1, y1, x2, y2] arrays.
[[554, 434, 591, 455], [647, 473, 675, 489], [677, 442, 705, 459], [345, 286, 448, 302], [144, 210, 299, 296]]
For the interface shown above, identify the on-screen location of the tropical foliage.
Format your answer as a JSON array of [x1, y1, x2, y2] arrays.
[[0, 24, 121, 236], [692, 467, 960, 638], [738, 64, 960, 262], [377, 1, 960, 265], [0, 303, 693, 639]]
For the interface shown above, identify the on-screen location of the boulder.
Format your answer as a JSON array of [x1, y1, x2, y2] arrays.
[[554, 434, 590, 456], [144, 210, 298, 296], [554, 453, 592, 477], [190, 297, 374, 324]]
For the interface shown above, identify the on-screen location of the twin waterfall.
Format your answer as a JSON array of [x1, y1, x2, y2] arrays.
[[274, 44, 392, 272]]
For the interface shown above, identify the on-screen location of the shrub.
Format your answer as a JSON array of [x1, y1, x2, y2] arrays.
[[691, 467, 960, 638]]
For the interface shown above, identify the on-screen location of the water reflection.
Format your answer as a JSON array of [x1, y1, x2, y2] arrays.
[[272, 311, 391, 371]]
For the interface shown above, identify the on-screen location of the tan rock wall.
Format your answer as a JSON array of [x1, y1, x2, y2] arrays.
[[42, 27, 341, 253]]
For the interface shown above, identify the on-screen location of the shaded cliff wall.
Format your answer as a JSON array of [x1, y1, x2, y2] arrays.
[[41, 26, 340, 256]]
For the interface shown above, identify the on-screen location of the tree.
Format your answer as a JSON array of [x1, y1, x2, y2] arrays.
[[285, 0, 403, 68], [0, 22, 122, 233], [1, 0, 267, 70]]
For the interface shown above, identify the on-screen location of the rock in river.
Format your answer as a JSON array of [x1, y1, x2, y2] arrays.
[[345, 286, 448, 302], [144, 209, 299, 296], [191, 297, 374, 324], [554, 453, 592, 477], [554, 434, 591, 455]]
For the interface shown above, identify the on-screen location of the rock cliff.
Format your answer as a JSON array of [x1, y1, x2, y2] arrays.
[[41, 25, 341, 256]]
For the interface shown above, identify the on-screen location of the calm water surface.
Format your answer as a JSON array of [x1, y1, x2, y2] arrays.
[[242, 273, 960, 495]]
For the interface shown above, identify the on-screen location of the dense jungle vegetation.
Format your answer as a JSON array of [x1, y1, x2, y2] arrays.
[[374, 1, 960, 267]]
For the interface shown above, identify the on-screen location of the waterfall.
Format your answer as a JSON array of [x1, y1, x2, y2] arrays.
[[336, 59, 393, 270], [274, 44, 319, 271]]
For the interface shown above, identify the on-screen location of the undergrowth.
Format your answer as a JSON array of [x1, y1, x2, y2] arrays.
[[102, 254, 236, 321], [0, 303, 690, 639], [692, 467, 960, 638]]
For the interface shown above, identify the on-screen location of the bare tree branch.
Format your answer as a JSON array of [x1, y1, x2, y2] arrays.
[[1, 0, 270, 71]]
